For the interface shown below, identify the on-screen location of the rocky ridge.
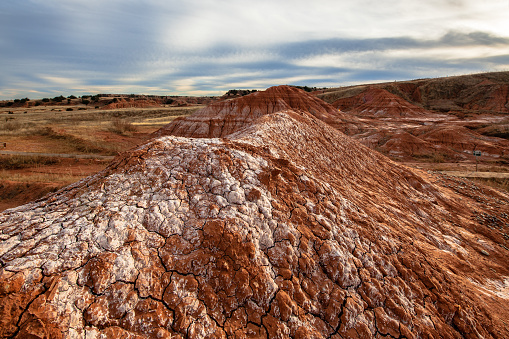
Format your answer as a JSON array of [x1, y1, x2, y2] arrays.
[[0, 89, 509, 338]]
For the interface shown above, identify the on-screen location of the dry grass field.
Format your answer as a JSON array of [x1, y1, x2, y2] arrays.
[[0, 104, 200, 210]]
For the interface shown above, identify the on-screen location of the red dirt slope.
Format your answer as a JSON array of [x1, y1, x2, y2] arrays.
[[332, 87, 433, 118], [1, 106, 508, 338]]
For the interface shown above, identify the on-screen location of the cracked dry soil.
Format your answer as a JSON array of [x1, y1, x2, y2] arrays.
[[1, 108, 509, 338]]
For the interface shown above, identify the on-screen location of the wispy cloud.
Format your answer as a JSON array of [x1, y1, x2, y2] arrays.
[[1, 0, 508, 99]]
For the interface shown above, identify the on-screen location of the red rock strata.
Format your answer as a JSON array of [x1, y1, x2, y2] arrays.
[[1, 107, 509, 337], [156, 85, 356, 138]]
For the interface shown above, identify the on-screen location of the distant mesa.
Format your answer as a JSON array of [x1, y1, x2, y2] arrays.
[[318, 72, 509, 161]]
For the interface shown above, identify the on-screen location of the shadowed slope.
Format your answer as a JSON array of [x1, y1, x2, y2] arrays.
[[0, 109, 508, 338]]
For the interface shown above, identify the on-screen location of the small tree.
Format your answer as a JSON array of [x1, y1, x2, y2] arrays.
[[52, 95, 65, 102]]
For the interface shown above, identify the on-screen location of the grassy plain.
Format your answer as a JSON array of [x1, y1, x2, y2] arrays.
[[0, 104, 199, 211]]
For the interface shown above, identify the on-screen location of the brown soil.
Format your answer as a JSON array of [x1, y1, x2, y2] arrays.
[[417, 125, 509, 157]]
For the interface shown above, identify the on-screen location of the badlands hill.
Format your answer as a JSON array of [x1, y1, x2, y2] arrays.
[[156, 85, 359, 138], [319, 72, 509, 162], [1, 86, 509, 338], [319, 71, 509, 114]]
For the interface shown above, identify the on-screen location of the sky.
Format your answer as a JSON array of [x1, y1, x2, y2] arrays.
[[1, 0, 509, 100]]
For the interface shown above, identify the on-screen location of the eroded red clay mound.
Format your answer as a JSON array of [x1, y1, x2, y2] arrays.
[[156, 85, 354, 138], [417, 125, 509, 159], [1, 109, 509, 338], [333, 87, 433, 118]]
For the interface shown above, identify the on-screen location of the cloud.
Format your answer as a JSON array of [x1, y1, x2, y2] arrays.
[[1, 0, 509, 99]]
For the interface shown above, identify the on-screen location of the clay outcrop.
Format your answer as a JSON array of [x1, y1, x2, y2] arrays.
[[1, 89, 509, 338]]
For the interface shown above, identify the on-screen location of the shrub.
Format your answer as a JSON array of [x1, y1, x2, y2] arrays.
[[0, 155, 60, 170], [110, 119, 138, 135], [431, 153, 445, 163], [52, 95, 65, 102]]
